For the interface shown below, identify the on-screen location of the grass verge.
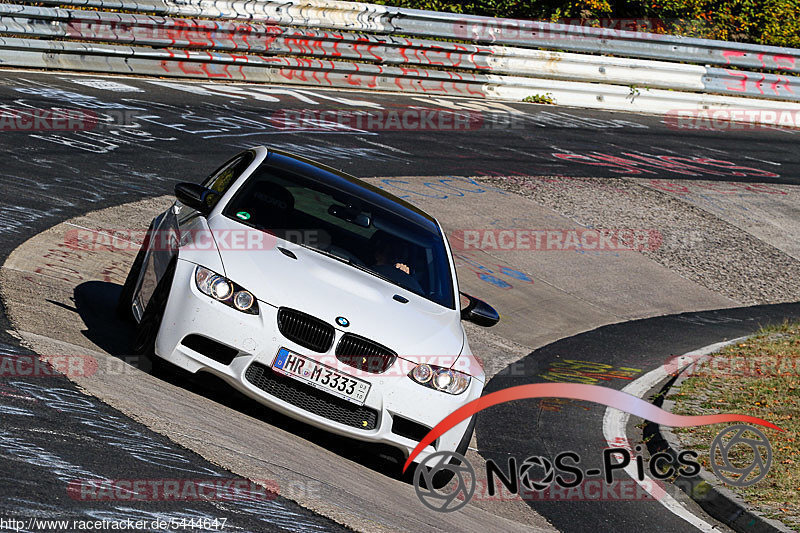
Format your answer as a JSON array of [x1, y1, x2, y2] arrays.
[[669, 321, 800, 530]]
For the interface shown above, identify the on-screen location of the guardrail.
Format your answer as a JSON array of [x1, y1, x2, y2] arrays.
[[5, 34, 800, 121], [3, 0, 800, 120], [21, 0, 800, 74], [0, 36, 489, 97]]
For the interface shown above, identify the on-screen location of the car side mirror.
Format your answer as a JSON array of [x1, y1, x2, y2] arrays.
[[174, 183, 216, 216], [460, 292, 500, 327]]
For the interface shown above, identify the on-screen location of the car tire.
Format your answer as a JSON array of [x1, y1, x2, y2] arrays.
[[116, 222, 153, 322], [133, 259, 176, 375]]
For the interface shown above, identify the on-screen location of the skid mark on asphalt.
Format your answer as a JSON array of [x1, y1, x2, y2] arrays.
[[0, 380, 344, 532], [11, 381, 223, 476], [550, 148, 782, 178]]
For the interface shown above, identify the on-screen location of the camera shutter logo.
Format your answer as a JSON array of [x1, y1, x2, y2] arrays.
[[710, 425, 772, 487], [413, 451, 476, 512], [519, 456, 555, 491]]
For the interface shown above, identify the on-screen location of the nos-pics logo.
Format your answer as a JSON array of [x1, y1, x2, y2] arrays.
[[404, 384, 780, 513], [413, 424, 773, 512]]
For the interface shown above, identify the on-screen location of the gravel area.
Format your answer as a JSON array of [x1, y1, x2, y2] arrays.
[[478, 175, 800, 305]]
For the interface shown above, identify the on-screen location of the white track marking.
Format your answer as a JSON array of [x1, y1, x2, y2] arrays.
[[602, 336, 747, 531]]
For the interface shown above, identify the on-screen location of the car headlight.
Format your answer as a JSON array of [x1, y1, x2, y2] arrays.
[[408, 364, 470, 395], [195, 266, 259, 315]]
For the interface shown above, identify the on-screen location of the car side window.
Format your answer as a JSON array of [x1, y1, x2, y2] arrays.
[[200, 151, 255, 210]]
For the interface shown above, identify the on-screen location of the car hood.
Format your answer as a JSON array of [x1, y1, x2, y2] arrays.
[[208, 216, 464, 360]]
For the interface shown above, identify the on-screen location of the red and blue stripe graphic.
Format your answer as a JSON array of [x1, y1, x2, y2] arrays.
[[403, 383, 782, 472]]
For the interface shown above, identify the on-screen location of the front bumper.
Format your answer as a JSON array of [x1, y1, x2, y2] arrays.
[[154, 259, 482, 464]]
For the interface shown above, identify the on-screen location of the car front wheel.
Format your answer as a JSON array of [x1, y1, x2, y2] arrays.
[[133, 260, 176, 374], [116, 221, 153, 322]]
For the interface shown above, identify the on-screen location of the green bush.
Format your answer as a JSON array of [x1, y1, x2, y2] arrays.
[[365, 0, 612, 19], [357, 0, 800, 48], [639, 0, 800, 48]]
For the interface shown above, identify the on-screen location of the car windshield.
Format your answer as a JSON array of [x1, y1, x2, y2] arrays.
[[222, 166, 455, 309]]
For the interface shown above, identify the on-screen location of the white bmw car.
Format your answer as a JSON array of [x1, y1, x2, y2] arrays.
[[118, 146, 499, 468]]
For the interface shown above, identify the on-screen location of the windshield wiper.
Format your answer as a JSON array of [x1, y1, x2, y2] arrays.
[[297, 243, 351, 265]]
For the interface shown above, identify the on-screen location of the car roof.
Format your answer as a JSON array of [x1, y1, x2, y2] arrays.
[[262, 148, 439, 231]]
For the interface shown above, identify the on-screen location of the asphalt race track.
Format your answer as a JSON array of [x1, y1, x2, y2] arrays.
[[1, 69, 799, 532], [482, 303, 800, 531]]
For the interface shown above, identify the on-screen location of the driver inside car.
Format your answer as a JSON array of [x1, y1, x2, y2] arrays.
[[368, 231, 423, 294]]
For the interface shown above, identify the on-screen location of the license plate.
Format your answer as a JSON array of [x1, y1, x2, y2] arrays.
[[271, 348, 371, 406]]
